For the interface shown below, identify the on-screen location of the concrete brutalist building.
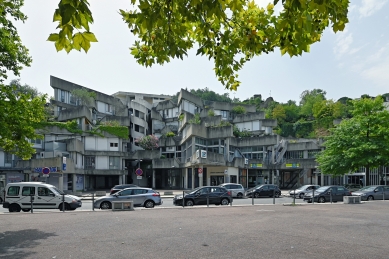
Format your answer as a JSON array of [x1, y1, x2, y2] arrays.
[[3, 76, 387, 193]]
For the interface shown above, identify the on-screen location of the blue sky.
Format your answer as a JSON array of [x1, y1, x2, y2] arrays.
[[7, 0, 389, 103]]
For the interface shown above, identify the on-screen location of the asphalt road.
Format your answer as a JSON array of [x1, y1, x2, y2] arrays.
[[1, 201, 389, 258], [0, 196, 305, 213]]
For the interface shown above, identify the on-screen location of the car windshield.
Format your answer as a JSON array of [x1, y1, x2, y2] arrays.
[[188, 187, 203, 194], [297, 185, 310, 190], [360, 186, 376, 191], [254, 185, 264, 189], [315, 187, 329, 193], [51, 186, 64, 195]]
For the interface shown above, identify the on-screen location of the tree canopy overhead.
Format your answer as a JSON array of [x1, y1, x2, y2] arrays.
[[47, 0, 349, 91]]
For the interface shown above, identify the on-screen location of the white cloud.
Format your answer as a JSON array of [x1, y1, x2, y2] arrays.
[[334, 32, 353, 57], [359, 0, 388, 18], [361, 57, 389, 88]]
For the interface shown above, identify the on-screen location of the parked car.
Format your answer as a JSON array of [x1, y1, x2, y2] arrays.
[[173, 186, 232, 206], [94, 187, 162, 209], [352, 185, 389, 201], [110, 184, 139, 194], [289, 185, 320, 199], [245, 184, 281, 198], [2, 182, 82, 212], [344, 184, 362, 192], [303, 185, 351, 203], [218, 183, 245, 198]]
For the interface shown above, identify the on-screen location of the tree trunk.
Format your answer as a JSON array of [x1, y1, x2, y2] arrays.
[[365, 164, 370, 186]]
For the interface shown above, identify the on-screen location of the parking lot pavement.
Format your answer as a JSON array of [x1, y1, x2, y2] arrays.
[[2, 202, 389, 258]]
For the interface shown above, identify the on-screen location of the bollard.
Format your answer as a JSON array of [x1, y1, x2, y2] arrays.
[[383, 189, 385, 201], [252, 191, 254, 205], [312, 188, 314, 204], [207, 191, 209, 207], [62, 194, 65, 212], [182, 191, 185, 208], [230, 191, 232, 206], [30, 194, 34, 213], [293, 191, 296, 205], [92, 193, 95, 211], [330, 189, 332, 204], [273, 188, 275, 205]]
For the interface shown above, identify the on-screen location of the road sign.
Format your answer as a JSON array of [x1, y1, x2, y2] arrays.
[[135, 168, 143, 176], [42, 167, 50, 175], [137, 176, 142, 180]]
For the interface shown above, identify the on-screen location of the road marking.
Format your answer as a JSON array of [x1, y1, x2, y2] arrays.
[[257, 209, 275, 212]]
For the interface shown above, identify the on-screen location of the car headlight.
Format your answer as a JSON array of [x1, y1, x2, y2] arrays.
[[360, 193, 366, 196]]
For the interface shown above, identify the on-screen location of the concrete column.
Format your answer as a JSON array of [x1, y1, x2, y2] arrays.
[[321, 173, 324, 186], [199, 173, 203, 187], [58, 174, 64, 191], [152, 170, 156, 189], [192, 167, 195, 188]]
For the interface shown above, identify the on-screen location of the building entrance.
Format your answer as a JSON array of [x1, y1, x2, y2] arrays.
[[210, 175, 224, 186]]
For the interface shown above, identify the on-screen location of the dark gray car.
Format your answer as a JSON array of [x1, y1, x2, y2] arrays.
[[352, 185, 389, 201], [94, 187, 162, 209], [303, 185, 351, 203]]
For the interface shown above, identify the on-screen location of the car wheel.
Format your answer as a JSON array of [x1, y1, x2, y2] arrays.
[[9, 204, 21, 213], [275, 192, 280, 198], [185, 200, 194, 206], [237, 193, 243, 199], [318, 197, 326, 203], [22, 208, 31, 212], [367, 195, 374, 201], [59, 203, 70, 211], [100, 201, 112, 210], [299, 193, 305, 199], [144, 200, 155, 208], [220, 198, 229, 206], [254, 192, 260, 198]]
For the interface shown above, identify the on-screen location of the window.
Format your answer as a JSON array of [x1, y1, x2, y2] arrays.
[[221, 110, 228, 118], [7, 186, 20, 196], [85, 156, 95, 169], [4, 152, 12, 164], [109, 157, 120, 169], [119, 189, 133, 196], [110, 143, 118, 147], [38, 187, 54, 196], [22, 187, 35, 196], [133, 189, 147, 195]]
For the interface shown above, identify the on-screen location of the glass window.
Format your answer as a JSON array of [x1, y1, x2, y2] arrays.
[[119, 189, 133, 196], [261, 186, 269, 191], [133, 189, 147, 195], [22, 187, 35, 196], [7, 186, 20, 196], [38, 187, 54, 196], [110, 143, 118, 147], [4, 152, 12, 164]]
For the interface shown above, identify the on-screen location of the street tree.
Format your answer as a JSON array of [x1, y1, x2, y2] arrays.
[[47, 0, 349, 91], [316, 96, 389, 186]]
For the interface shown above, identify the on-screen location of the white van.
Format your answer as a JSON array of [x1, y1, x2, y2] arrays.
[[2, 182, 82, 212]]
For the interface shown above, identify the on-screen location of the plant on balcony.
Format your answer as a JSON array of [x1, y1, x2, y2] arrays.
[[208, 110, 215, 117], [165, 131, 176, 137], [92, 120, 129, 139], [160, 155, 166, 159], [135, 135, 159, 150], [233, 125, 251, 137], [188, 113, 201, 124], [178, 113, 184, 121], [232, 105, 246, 114]]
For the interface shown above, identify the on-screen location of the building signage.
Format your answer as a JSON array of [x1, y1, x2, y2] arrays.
[[286, 163, 300, 168], [63, 157, 67, 171], [250, 164, 263, 168], [34, 167, 58, 173]]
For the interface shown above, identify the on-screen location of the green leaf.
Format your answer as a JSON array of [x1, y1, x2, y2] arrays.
[[47, 33, 59, 42], [82, 32, 98, 42]]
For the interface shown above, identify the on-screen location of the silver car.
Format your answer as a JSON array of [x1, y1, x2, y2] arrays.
[[218, 183, 245, 198], [352, 185, 389, 201], [290, 185, 320, 199], [93, 187, 162, 209]]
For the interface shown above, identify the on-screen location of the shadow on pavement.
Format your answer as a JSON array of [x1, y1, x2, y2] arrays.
[[0, 229, 57, 258]]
